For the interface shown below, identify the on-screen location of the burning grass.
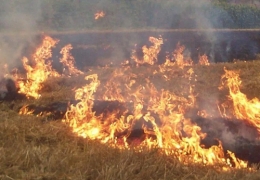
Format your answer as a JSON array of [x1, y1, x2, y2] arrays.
[[0, 116, 255, 180], [1, 36, 260, 179], [1, 62, 260, 179]]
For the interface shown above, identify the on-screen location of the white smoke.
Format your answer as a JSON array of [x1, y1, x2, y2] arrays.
[[0, 0, 42, 69]]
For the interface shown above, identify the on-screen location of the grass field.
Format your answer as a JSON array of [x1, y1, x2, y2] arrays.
[[1, 60, 260, 179]]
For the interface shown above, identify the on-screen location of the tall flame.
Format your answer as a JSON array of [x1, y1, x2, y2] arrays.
[[199, 54, 210, 66], [221, 67, 260, 133], [17, 36, 60, 98], [132, 37, 163, 66], [173, 42, 193, 68], [60, 44, 83, 76]]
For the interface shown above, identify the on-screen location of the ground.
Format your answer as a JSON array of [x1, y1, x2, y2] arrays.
[[1, 61, 260, 179]]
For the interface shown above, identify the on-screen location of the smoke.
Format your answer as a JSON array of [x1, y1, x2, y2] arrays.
[[191, 114, 260, 160], [29, 0, 256, 66], [97, 0, 220, 64], [0, 0, 42, 70]]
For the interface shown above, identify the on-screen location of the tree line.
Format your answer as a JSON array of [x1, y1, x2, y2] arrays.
[[0, 0, 260, 31]]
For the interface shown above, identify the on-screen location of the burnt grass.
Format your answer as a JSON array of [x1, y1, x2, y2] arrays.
[[1, 61, 260, 179]]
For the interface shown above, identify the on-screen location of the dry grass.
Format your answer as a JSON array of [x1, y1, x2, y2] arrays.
[[1, 61, 260, 179]]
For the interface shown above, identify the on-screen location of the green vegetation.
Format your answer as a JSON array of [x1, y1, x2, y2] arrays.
[[0, 0, 260, 32], [1, 61, 260, 179]]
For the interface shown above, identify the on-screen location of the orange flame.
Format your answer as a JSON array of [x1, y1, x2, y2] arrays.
[[221, 67, 260, 133], [199, 54, 210, 66], [17, 36, 60, 99], [132, 37, 163, 66], [0, 64, 9, 78], [158, 42, 194, 72], [9, 35, 248, 169], [19, 105, 35, 115], [173, 43, 193, 68], [94, 11, 105, 20], [60, 44, 83, 76], [63, 70, 247, 169]]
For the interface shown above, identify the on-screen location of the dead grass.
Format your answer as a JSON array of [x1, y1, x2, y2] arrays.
[[1, 61, 260, 179]]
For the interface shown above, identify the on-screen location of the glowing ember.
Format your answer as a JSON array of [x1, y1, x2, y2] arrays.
[[94, 11, 105, 20], [221, 67, 260, 133], [16, 36, 60, 99], [60, 44, 83, 76]]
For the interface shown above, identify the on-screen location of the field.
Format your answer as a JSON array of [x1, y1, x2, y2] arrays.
[[1, 55, 260, 179], [2, 0, 260, 179]]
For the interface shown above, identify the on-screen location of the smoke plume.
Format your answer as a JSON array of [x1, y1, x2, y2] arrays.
[[0, 0, 42, 70]]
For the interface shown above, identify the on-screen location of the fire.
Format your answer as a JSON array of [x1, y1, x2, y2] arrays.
[[63, 70, 247, 169], [19, 105, 35, 115], [132, 37, 163, 66], [60, 37, 247, 169], [16, 36, 60, 99], [7, 35, 249, 169], [131, 37, 206, 69], [173, 42, 193, 68], [94, 11, 105, 20], [221, 67, 260, 132], [158, 41, 195, 72], [199, 54, 210, 66], [60, 44, 83, 76], [63, 74, 103, 139]]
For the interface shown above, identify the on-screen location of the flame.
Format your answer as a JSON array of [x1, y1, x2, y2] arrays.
[[8, 35, 248, 169], [131, 37, 202, 69], [61, 38, 247, 169], [199, 54, 210, 66], [173, 42, 193, 68], [221, 67, 260, 132], [60, 44, 83, 76], [16, 36, 60, 99], [94, 11, 105, 20], [19, 105, 35, 115], [158, 42, 194, 73], [132, 37, 163, 66], [63, 70, 247, 169]]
